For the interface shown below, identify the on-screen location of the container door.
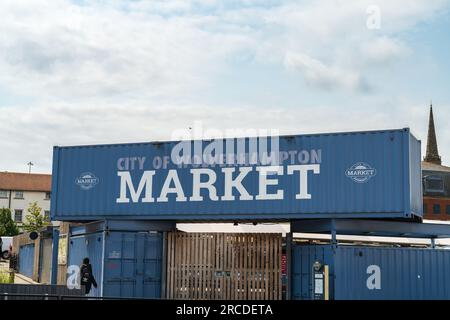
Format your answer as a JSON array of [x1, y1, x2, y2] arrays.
[[103, 232, 138, 298], [18, 243, 35, 279], [135, 232, 146, 297], [142, 232, 163, 298], [86, 233, 103, 297], [103, 231, 163, 298], [68, 236, 88, 270], [68, 233, 103, 297]]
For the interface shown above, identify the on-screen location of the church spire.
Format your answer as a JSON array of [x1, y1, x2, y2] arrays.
[[424, 102, 442, 165]]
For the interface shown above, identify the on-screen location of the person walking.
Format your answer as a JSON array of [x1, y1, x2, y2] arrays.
[[80, 257, 97, 295]]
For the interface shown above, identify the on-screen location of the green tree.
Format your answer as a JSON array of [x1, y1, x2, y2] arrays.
[[0, 208, 19, 236], [22, 202, 49, 233]]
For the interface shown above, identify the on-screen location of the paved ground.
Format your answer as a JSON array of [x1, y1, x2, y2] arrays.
[[0, 260, 9, 272], [0, 260, 37, 284], [13, 273, 37, 284]]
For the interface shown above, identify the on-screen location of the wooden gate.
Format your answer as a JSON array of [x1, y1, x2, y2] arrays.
[[165, 232, 282, 300]]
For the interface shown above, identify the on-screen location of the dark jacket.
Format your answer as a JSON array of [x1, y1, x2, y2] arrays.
[[80, 263, 97, 294]]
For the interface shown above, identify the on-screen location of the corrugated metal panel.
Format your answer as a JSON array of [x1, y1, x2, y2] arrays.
[[68, 225, 164, 299], [67, 233, 103, 297], [103, 232, 138, 297], [409, 133, 423, 216], [291, 244, 334, 300], [142, 232, 163, 298], [103, 231, 163, 298], [334, 246, 450, 300], [19, 244, 35, 279], [291, 244, 450, 300], [51, 128, 422, 221]]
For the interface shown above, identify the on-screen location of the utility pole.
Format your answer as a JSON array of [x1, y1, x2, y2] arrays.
[[27, 161, 34, 174]]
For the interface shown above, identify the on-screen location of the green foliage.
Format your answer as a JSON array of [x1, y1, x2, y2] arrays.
[[0, 271, 14, 284], [0, 208, 19, 236], [22, 202, 50, 233]]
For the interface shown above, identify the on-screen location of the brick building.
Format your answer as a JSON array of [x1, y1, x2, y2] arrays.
[[422, 105, 450, 220]]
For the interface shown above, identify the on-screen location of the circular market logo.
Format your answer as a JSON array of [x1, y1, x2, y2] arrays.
[[75, 172, 99, 190], [345, 162, 377, 183]]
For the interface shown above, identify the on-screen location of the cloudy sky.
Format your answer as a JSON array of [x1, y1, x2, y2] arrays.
[[0, 0, 449, 173]]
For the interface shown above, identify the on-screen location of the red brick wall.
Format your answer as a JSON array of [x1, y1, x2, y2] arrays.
[[423, 197, 450, 220]]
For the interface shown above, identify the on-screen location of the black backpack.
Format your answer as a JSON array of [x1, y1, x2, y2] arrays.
[[80, 265, 91, 284]]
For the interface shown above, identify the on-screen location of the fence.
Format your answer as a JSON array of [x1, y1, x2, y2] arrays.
[[0, 284, 84, 300], [166, 232, 282, 300]]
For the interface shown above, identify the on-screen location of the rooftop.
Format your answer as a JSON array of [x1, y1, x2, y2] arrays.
[[0, 171, 51, 192], [422, 161, 450, 173], [291, 219, 450, 239]]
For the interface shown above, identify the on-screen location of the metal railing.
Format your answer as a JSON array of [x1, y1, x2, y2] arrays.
[[0, 284, 84, 300], [1, 292, 63, 300], [0, 292, 159, 300]]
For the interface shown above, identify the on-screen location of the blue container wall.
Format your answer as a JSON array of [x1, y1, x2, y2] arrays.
[[409, 133, 423, 217], [68, 229, 163, 298], [291, 245, 334, 300], [18, 244, 35, 279], [292, 244, 450, 300], [51, 129, 422, 221], [334, 246, 450, 300], [68, 233, 104, 297], [103, 231, 163, 298]]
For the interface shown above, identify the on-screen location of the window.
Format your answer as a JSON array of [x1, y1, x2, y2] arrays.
[[0, 190, 7, 198], [424, 176, 444, 193], [446, 205, 450, 215], [14, 191, 24, 199], [45, 192, 51, 200], [423, 203, 428, 214], [14, 209, 23, 222], [433, 204, 441, 215], [44, 210, 50, 221]]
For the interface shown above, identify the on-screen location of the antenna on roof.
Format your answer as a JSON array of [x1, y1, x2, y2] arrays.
[[27, 161, 34, 174]]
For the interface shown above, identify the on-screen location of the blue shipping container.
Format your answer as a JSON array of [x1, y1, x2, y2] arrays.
[[67, 221, 168, 298], [68, 232, 103, 297], [292, 244, 450, 300], [51, 128, 422, 221], [19, 243, 35, 279]]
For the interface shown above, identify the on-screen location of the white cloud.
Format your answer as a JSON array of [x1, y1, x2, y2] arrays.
[[0, 0, 449, 173], [0, 0, 253, 101], [360, 37, 411, 64], [0, 0, 447, 99], [2, 100, 449, 173], [284, 51, 370, 92], [255, 0, 447, 91]]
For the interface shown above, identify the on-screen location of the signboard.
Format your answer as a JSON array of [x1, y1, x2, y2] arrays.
[[281, 254, 287, 275], [51, 129, 422, 221], [58, 235, 67, 265]]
